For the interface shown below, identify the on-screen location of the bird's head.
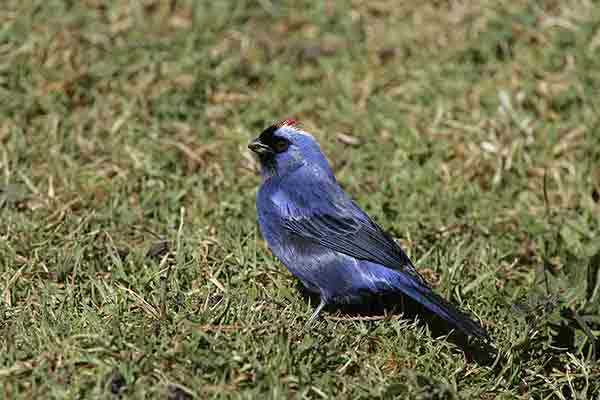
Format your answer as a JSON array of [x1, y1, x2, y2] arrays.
[[248, 119, 333, 180]]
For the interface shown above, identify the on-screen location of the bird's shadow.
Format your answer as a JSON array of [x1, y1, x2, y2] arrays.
[[296, 282, 497, 367]]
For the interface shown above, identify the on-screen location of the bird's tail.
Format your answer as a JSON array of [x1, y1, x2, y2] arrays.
[[392, 271, 488, 339]]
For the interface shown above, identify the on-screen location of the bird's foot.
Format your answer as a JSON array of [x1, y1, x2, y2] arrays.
[[303, 300, 326, 330]]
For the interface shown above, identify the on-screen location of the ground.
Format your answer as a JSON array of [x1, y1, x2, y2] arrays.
[[1, 1, 600, 398]]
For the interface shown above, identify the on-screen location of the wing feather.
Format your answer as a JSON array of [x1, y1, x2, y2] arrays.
[[283, 201, 426, 284]]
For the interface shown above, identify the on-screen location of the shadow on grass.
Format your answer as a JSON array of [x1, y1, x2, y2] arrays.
[[296, 282, 497, 367]]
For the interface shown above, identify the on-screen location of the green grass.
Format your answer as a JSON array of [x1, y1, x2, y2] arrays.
[[1, 1, 600, 398]]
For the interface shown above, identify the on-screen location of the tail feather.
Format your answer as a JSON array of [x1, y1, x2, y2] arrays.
[[393, 272, 488, 338]]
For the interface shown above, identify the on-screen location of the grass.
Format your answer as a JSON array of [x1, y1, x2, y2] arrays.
[[1, 0, 600, 398]]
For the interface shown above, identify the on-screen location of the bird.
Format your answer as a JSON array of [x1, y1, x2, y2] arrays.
[[248, 119, 488, 338]]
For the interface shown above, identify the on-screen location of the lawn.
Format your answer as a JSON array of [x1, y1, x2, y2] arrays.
[[1, 1, 600, 398]]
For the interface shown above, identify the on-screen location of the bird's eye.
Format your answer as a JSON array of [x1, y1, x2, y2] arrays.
[[272, 138, 289, 153]]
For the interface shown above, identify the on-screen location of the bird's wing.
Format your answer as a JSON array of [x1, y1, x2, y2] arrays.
[[281, 184, 427, 284]]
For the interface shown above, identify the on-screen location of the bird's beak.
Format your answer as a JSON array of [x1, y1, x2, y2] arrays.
[[248, 139, 273, 155]]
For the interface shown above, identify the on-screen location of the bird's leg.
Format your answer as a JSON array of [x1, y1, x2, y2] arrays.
[[304, 299, 326, 330]]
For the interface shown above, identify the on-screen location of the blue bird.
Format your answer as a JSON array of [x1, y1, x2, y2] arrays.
[[249, 119, 487, 338]]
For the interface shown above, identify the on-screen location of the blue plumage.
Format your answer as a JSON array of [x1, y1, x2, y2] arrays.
[[249, 120, 487, 338]]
